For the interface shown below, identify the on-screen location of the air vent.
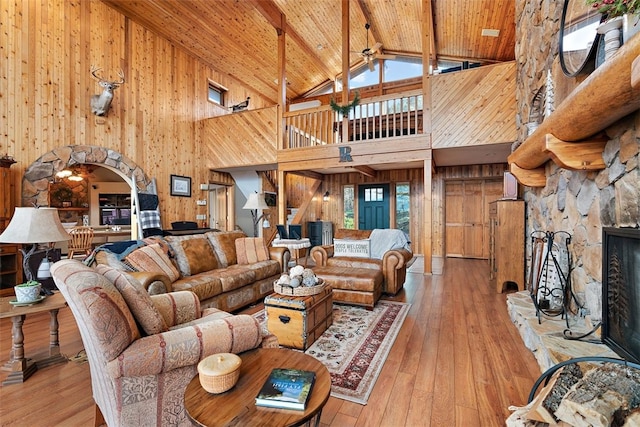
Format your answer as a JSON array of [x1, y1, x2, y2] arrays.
[[481, 28, 500, 37]]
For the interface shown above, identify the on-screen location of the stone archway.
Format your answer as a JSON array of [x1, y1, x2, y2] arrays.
[[22, 145, 151, 207]]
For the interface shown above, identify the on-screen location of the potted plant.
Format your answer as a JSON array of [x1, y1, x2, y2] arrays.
[[14, 280, 42, 303]]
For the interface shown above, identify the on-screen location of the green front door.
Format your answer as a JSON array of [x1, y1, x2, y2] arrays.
[[358, 184, 390, 230]]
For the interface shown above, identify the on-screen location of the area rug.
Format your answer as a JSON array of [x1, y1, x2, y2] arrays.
[[253, 300, 410, 405]]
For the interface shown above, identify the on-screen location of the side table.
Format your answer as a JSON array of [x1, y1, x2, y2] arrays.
[[272, 238, 311, 267], [0, 292, 68, 385], [184, 348, 331, 427]]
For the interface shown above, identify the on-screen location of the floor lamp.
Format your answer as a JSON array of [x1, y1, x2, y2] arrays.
[[0, 207, 71, 283], [242, 192, 270, 237]]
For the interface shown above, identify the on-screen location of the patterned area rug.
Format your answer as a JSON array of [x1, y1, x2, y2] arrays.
[[253, 300, 410, 405]]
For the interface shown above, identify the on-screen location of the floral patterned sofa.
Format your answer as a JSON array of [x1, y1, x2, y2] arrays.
[[51, 259, 277, 427], [91, 230, 290, 312]]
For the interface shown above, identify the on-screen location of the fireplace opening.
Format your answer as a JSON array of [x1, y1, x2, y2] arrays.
[[602, 227, 640, 363]]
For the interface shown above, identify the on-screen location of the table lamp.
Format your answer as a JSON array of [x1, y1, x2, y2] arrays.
[[0, 207, 71, 282], [242, 192, 270, 236]]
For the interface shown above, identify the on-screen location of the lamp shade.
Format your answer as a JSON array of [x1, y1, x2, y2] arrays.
[[0, 207, 71, 244], [242, 193, 269, 210]]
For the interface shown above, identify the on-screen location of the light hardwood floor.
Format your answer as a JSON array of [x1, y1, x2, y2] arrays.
[[0, 258, 541, 426]]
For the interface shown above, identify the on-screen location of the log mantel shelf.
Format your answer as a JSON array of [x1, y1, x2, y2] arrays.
[[508, 34, 640, 187]]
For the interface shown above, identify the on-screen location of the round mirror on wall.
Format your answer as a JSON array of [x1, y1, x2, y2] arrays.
[[559, 0, 603, 76]]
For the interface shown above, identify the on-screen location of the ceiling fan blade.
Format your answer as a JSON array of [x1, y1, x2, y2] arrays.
[[368, 60, 375, 72], [370, 42, 382, 54]]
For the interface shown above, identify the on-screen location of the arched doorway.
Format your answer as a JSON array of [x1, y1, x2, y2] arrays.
[[21, 145, 152, 208]]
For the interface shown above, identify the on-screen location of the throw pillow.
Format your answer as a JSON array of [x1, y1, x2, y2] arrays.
[[165, 235, 219, 276], [95, 265, 168, 336], [236, 237, 269, 264], [206, 230, 246, 267], [125, 243, 180, 282]]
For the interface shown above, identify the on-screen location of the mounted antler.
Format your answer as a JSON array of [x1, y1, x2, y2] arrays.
[[90, 66, 125, 116]]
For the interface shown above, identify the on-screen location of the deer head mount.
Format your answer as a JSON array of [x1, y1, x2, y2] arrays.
[[90, 66, 125, 116]]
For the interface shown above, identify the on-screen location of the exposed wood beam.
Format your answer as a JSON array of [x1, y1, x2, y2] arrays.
[[509, 163, 546, 187], [287, 170, 324, 180], [250, 0, 335, 84], [351, 165, 376, 178], [435, 54, 505, 65], [291, 178, 323, 225], [424, 0, 436, 70], [341, 0, 350, 144]]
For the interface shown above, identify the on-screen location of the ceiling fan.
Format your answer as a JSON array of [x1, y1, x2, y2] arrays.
[[353, 23, 396, 71]]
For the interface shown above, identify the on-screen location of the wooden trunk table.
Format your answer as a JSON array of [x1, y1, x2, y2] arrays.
[[184, 348, 331, 427], [0, 292, 68, 385]]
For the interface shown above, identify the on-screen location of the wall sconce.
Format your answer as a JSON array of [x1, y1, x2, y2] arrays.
[[323, 191, 330, 202]]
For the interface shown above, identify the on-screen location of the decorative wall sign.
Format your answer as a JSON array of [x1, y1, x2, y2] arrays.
[[170, 175, 191, 197]]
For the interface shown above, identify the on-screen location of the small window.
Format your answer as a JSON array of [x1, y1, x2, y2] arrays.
[[343, 185, 354, 229], [395, 183, 410, 235], [208, 82, 226, 105], [364, 187, 384, 202]]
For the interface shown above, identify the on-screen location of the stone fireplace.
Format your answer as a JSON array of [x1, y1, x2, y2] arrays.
[[511, 0, 640, 372]]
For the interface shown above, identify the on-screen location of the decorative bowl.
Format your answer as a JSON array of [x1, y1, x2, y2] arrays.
[[197, 353, 241, 394]]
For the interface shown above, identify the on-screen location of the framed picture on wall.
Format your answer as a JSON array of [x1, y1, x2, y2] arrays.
[[170, 175, 191, 197]]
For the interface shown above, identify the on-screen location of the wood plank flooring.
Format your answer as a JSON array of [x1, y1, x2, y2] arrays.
[[0, 258, 541, 426]]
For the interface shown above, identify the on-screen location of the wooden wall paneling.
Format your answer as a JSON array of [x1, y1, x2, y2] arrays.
[[431, 62, 516, 148], [4, 0, 273, 228]]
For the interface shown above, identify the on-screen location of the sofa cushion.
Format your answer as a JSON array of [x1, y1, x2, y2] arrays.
[[165, 235, 219, 276], [125, 243, 180, 282], [96, 265, 168, 336], [172, 273, 223, 302], [206, 230, 246, 267], [235, 237, 269, 264], [210, 265, 256, 293], [230, 259, 281, 281], [51, 260, 140, 361]]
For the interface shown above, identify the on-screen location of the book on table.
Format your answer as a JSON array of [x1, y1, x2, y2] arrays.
[[255, 368, 316, 410]]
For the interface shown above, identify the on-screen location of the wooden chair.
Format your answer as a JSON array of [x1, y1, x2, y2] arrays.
[[67, 226, 94, 259]]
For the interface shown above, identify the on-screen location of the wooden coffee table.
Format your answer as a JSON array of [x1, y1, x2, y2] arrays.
[[184, 348, 331, 427]]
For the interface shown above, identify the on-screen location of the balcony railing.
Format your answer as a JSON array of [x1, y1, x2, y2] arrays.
[[284, 89, 423, 149]]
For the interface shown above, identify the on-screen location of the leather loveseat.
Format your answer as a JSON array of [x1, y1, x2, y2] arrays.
[[92, 230, 290, 312], [310, 228, 412, 295]]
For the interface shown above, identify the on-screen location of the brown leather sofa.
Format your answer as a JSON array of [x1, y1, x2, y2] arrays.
[[310, 228, 412, 295], [91, 231, 290, 312]]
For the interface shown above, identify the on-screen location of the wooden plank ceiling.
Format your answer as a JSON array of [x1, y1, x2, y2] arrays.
[[101, 0, 516, 103]]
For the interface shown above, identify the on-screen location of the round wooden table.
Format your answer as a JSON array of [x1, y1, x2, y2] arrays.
[[184, 348, 331, 427]]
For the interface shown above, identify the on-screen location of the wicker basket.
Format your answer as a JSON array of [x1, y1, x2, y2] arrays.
[[197, 353, 241, 394], [274, 279, 325, 296]]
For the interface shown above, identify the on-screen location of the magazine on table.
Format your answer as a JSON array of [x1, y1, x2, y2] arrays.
[[255, 368, 316, 410]]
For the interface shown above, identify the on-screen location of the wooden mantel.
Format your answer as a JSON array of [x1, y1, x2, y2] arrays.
[[508, 34, 640, 187]]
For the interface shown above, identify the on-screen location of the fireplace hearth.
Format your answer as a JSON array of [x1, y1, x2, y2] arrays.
[[602, 227, 640, 364]]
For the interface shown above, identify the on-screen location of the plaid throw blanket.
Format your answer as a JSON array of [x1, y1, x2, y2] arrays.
[[139, 210, 161, 230]]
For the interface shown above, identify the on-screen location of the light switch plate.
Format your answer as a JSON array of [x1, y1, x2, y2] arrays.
[[196, 214, 206, 220], [196, 199, 207, 205]]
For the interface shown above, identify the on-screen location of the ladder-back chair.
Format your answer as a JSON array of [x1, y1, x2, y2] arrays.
[[67, 226, 94, 259]]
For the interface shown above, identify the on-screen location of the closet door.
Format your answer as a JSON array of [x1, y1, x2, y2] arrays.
[[445, 179, 502, 259]]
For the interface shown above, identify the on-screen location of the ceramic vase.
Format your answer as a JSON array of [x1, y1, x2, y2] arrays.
[[597, 17, 623, 61], [623, 14, 640, 44]]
